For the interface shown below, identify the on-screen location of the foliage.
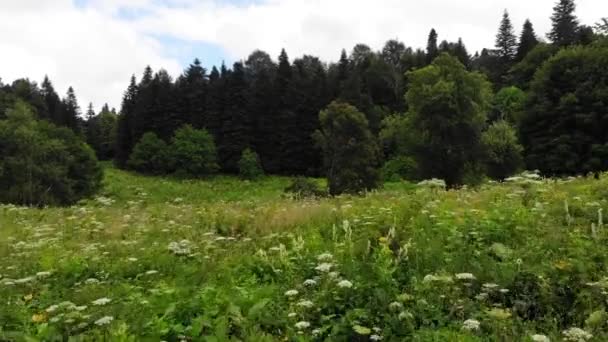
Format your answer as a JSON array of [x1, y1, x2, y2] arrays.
[[127, 132, 172, 174], [86, 106, 117, 160], [548, 0, 580, 46], [406, 53, 492, 187], [516, 19, 539, 62], [495, 10, 518, 62], [283, 177, 326, 198], [238, 148, 264, 180], [313, 101, 381, 195], [0, 101, 102, 206], [509, 43, 559, 90], [381, 156, 419, 182], [492, 86, 526, 124], [481, 120, 524, 180], [520, 45, 608, 176], [170, 125, 219, 177]]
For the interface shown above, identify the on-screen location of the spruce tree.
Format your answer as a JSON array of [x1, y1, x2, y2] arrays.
[[114, 75, 138, 167], [426, 29, 439, 64], [61, 87, 81, 133], [495, 10, 518, 62], [516, 20, 539, 61], [548, 0, 579, 46], [176, 58, 207, 129], [41, 76, 62, 125], [275, 49, 298, 174]]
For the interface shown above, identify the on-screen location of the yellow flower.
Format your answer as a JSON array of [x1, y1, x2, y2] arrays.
[[23, 294, 33, 302], [554, 260, 571, 271], [32, 313, 47, 323]]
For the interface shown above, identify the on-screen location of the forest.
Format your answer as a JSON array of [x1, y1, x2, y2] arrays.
[[2, 0, 608, 203]]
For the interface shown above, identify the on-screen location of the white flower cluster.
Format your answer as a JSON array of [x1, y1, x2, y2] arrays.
[[531, 334, 550, 342], [92, 297, 111, 306], [562, 327, 593, 342], [94, 316, 114, 326], [462, 319, 480, 331], [417, 179, 446, 189], [168, 240, 192, 256]]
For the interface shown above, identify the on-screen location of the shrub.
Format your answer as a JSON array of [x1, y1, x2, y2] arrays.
[[127, 132, 172, 174], [284, 177, 326, 199], [0, 102, 102, 206], [238, 148, 263, 179], [313, 101, 381, 195], [381, 156, 418, 182], [170, 125, 219, 177], [482, 120, 524, 180]]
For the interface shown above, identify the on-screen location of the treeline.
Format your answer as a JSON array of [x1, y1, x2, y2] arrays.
[[2, 0, 608, 203]]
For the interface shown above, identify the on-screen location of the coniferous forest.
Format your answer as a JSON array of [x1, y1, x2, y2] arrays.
[[2, 0, 608, 196]]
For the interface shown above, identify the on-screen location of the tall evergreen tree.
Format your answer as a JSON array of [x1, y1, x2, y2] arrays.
[[61, 87, 81, 133], [41, 76, 62, 125], [426, 29, 439, 64], [114, 75, 138, 167], [176, 58, 207, 129], [548, 0, 579, 46], [516, 20, 539, 61], [496, 10, 518, 62]]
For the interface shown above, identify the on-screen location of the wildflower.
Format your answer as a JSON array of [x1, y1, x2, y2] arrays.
[[455, 273, 476, 281], [312, 328, 321, 336], [531, 334, 550, 342], [85, 278, 100, 285], [32, 313, 47, 323], [303, 279, 317, 287], [46, 305, 59, 313], [127, 257, 138, 262], [370, 335, 383, 341], [295, 321, 311, 330], [92, 297, 111, 306], [287, 312, 297, 318], [398, 311, 414, 320], [462, 319, 480, 331], [145, 270, 159, 275], [317, 253, 333, 261], [75, 305, 88, 311], [14, 276, 35, 284], [562, 327, 593, 341], [337, 280, 353, 288], [486, 308, 511, 320], [482, 283, 499, 291], [328, 271, 340, 279], [297, 300, 314, 308], [36, 271, 52, 279], [94, 316, 114, 326], [315, 263, 333, 272], [388, 301, 403, 311], [284, 290, 299, 297]]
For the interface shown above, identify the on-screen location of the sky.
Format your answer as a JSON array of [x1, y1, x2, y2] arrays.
[[0, 0, 606, 112]]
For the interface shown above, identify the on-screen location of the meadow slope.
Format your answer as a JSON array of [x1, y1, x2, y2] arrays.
[[1, 168, 608, 341]]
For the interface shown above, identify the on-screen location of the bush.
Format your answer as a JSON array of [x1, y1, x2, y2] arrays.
[[0, 102, 102, 206], [381, 156, 418, 182], [482, 120, 524, 180], [127, 132, 172, 174], [170, 125, 219, 177], [284, 177, 326, 199], [313, 101, 381, 195], [238, 148, 263, 179]]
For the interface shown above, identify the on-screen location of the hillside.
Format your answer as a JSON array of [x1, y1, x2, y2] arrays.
[[1, 167, 607, 340]]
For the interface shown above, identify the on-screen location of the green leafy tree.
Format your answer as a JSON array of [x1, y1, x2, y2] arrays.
[[492, 86, 526, 124], [171, 125, 219, 177], [406, 53, 492, 187], [238, 148, 264, 179], [509, 43, 559, 89], [0, 101, 102, 206], [548, 0, 579, 46], [516, 19, 539, 62], [127, 132, 172, 174], [482, 120, 524, 180], [520, 45, 608, 175], [313, 101, 381, 195], [496, 10, 518, 63]]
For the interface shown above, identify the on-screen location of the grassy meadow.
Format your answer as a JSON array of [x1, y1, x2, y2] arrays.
[[2, 167, 608, 341]]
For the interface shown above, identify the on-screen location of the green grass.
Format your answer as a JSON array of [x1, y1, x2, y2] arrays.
[[1, 167, 608, 341]]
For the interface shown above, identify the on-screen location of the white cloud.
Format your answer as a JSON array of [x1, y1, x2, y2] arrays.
[[0, 0, 606, 111]]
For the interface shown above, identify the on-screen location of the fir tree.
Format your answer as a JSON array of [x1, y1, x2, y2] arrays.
[[516, 19, 539, 61], [426, 29, 439, 64], [548, 0, 579, 46], [61, 87, 81, 133], [495, 10, 518, 62]]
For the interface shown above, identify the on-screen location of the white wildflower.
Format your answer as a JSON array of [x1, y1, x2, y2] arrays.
[[46, 304, 59, 313], [94, 316, 114, 326], [145, 270, 159, 275], [317, 253, 333, 261], [287, 312, 297, 318], [455, 273, 476, 281], [315, 263, 333, 272], [370, 334, 383, 341], [303, 279, 317, 287], [92, 297, 111, 306], [531, 334, 551, 342], [462, 319, 480, 331], [127, 257, 138, 262], [36, 271, 52, 279], [85, 278, 100, 285], [297, 300, 314, 308], [562, 327, 593, 341], [295, 321, 311, 330], [388, 301, 403, 311], [337, 280, 353, 288], [284, 289, 299, 297], [312, 328, 321, 336]]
